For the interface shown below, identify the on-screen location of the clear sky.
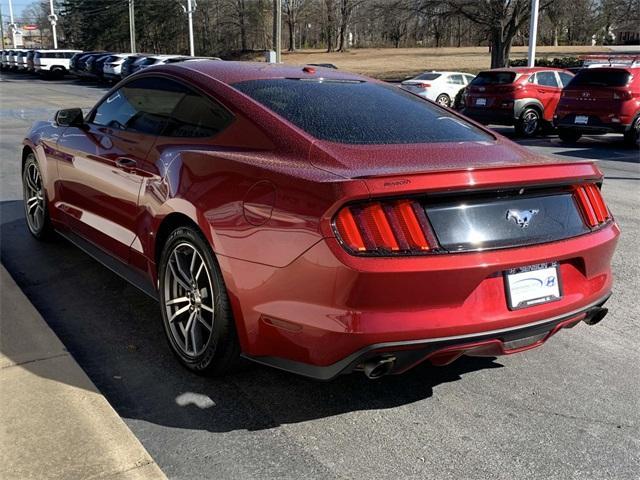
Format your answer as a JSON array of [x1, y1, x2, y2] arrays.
[[2, 0, 47, 21]]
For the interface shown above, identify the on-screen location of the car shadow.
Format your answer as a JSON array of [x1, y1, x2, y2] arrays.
[[0, 199, 501, 432]]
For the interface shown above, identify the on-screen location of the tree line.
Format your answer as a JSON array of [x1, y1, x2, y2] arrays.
[[19, 0, 640, 67]]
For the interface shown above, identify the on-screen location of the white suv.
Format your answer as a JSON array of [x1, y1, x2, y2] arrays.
[[400, 71, 476, 107], [34, 50, 82, 77], [102, 53, 135, 82]]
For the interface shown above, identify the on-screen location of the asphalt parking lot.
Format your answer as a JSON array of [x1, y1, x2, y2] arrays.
[[1, 73, 639, 480]]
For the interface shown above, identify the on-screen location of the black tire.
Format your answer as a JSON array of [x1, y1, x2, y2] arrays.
[[158, 226, 241, 376], [558, 129, 582, 143], [515, 107, 541, 137], [22, 153, 53, 240], [623, 115, 640, 148], [435, 93, 451, 108], [50, 67, 65, 79]]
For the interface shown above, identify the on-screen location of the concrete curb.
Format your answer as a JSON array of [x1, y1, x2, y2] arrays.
[[0, 264, 167, 480]]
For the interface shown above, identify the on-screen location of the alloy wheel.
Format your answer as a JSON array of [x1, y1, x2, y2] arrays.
[[23, 160, 46, 235], [522, 110, 539, 136], [163, 242, 215, 357], [436, 94, 450, 107]]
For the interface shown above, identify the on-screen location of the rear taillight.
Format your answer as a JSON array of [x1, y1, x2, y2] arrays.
[[418, 83, 431, 88], [574, 184, 611, 228], [612, 90, 632, 100], [334, 199, 438, 255]]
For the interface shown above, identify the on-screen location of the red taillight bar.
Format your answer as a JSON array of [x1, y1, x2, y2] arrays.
[[574, 184, 611, 228], [334, 199, 438, 255]]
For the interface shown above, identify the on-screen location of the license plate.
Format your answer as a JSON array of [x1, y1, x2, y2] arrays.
[[476, 98, 487, 106], [504, 263, 562, 310], [574, 115, 589, 125]]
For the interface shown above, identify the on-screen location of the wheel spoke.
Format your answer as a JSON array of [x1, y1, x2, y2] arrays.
[[173, 250, 193, 286], [168, 304, 190, 323], [165, 296, 189, 306], [200, 303, 214, 314], [190, 249, 197, 276], [169, 260, 191, 291], [195, 261, 204, 282], [197, 313, 212, 331]]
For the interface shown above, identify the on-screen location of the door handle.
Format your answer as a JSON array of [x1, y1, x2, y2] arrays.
[[115, 157, 137, 171]]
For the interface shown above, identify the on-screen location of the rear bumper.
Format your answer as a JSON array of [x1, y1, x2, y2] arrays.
[[555, 113, 634, 134], [225, 220, 620, 378], [244, 294, 611, 380]]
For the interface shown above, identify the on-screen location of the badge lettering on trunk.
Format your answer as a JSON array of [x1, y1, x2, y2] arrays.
[[506, 209, 539, 228]]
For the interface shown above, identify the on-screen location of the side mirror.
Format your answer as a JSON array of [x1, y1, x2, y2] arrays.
[[54, 108, 84, 127]]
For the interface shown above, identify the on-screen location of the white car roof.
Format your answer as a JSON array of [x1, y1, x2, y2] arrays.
[[36, 49, 83, 53], [417, 71, 474, 76]]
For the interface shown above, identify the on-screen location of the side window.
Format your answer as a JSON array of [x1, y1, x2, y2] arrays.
[[164, 89, 233, 138], [558, 72, 573, 87], [91, 77, 186, 135], [536, 71, 559, 87], [447, 74, 465, 85], [464, 75, 475, 84]]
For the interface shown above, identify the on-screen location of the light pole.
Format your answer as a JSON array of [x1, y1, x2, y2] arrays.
[[181, 0, 196, 56], [128, 0, 136, 53], [48, 0, 58, 49], [527, 0, 540, 67], [8, 0, 18, 47], [275, 0, 281, 62]]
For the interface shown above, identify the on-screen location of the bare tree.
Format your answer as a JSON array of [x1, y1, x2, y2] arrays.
[[444, 0, 557, 68]]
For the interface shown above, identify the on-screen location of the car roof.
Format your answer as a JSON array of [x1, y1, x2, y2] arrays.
[[485, 67, 567, 73], [158, 60, 368, 85], [417, 71, 474, 75]]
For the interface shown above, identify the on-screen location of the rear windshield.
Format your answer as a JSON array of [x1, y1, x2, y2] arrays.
[[233, 79, 492, 145], [471, 71, 517, 85], [415, 73, 441, 81], [569, 69, 631, 87]]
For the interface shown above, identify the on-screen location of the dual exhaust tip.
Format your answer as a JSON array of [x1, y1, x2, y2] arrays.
[[363, 356, 396, 379], [360, 306, 608, 379], [583, 306, 608, 326]]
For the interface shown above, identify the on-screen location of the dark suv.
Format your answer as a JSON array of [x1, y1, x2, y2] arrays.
[[463, 67, 574, 137], [554, 67, 640, 146]]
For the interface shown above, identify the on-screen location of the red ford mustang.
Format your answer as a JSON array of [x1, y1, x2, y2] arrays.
[[22, 61, 619, 379]]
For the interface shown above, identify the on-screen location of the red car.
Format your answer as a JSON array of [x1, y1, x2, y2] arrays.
[[554, 67, 640, 146], [22, 61, 618, 380], [463, 67, 574, 137]]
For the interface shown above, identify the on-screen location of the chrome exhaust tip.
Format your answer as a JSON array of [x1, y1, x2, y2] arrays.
[[583, 307, 608, 326], [363, 356, 396, 379]]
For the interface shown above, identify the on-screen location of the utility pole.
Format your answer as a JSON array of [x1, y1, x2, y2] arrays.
[[527, 0, 540, 67], [0, 3, 5, 50], [48, 0, 58, 49], [128, 0, 136, 53], [181, 0, 196, 56], [275, 0, 281, 62], [8, 0, 17, 47]]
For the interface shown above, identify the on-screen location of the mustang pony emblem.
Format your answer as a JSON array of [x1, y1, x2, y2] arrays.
[[506, 209, 539, 228]]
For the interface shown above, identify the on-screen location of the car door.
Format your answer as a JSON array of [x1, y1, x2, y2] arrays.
[[55, 77, 185, 262], [532, 71, 562, 121], [447, 74, 466, 97]]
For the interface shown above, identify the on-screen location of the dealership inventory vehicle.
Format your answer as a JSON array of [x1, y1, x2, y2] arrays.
[[21, 62, 618, 380], [83, 53, 115, 80], [127, 55, 187, 75], [102, 53, 135, 82], [70, 51, 106, 76], [463, 67, 574, 137], [34, 50, 82, 77], [554, 67, 640, 146], [15, 50, 31, 71], [0, 50, 9, 69], [401, 71, 475, 107]]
